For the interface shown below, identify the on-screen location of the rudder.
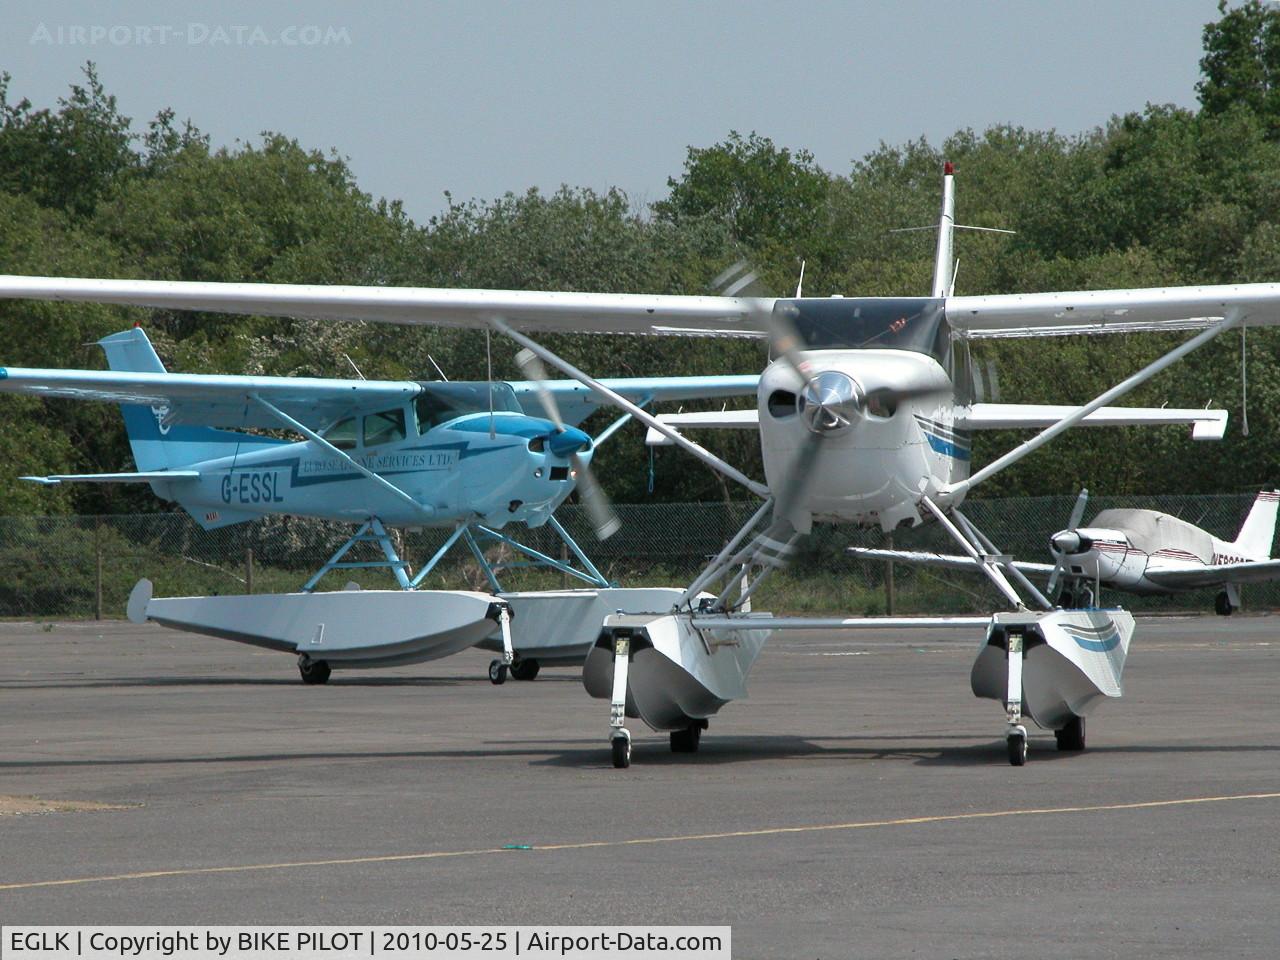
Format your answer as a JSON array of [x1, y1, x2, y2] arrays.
[[98, 327, 286, 472], [1230, 490, 1280, 560]]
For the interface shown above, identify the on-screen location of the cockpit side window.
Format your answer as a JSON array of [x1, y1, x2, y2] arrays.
[[327, 417, 358, 451], [364, 408, 406, 447], [414, 382, 523, 433]]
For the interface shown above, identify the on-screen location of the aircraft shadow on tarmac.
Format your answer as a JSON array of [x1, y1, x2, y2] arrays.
[[531, 734, 1280, 769], [1, 734, 1276, 771], [0, 674, 581, 690]]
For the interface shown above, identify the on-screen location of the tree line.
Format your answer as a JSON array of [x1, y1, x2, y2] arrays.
[[1, 0, 1279, 515]]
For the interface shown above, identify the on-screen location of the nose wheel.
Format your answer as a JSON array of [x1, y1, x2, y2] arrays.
[[611, 730, 632, 768], [1006, 726, 1028, 766]]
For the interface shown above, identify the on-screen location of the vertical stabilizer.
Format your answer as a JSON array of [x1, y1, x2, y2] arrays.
[[97, 327, 285, 473], [1229, 490, 1280, 560], [931, 161, 956, 299], [99, 327, 172, 471]]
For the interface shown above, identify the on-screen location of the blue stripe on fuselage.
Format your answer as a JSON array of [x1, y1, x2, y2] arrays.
[[923, 432, 971, 461]]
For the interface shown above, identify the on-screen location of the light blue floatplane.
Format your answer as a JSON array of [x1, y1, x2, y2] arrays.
[[6, 325, 759, 684]]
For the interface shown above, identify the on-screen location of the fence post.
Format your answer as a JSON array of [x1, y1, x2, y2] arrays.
[[245, 548, 254, 595], [884, 533, 895, 616], [94, 521, 103, 621]]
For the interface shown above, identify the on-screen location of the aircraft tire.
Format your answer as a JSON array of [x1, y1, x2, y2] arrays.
[[1007, 731, 1027, 766], [611, 736, 631, 768], [488, 660, 508, 685], [298, 658, 331, 685], [1215, 591, 1234, 616], [670, 724, 702, 753], [510, 658, 540, 681], [1055, 715, 1086, 751]]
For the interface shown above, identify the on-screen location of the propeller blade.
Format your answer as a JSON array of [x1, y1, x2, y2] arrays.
[[1048, 487, 1089, 597], [514, 348, 567, 431], [1067, 487, 1090, 530], [771, 424, 829, 533], [515, 347, 619, 540], [572, 453, 621, 540]]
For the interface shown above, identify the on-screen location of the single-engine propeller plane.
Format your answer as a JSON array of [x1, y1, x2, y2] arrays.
[[0, 325, 760, 683], [853, 488, 1280, 615], [2, 162, 1276, 766]]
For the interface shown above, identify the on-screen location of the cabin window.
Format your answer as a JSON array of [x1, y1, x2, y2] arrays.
[[414, 382, 523, 433], [327, 417, 358, 451], [364, 408, 407, 447]]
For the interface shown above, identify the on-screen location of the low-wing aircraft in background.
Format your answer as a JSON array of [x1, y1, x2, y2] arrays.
[[853, 488, 1280, 615], [2, 162, 1277, 767], [0, 325, 759, 683]]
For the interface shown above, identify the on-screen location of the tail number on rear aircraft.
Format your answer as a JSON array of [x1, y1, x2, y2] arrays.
[[221, 471, 286, 504]]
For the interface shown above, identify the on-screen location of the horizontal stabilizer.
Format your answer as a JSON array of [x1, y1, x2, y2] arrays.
[[645, 409, 759, 446], [956, 403, 1228, 440], [847, 546, 1055, 576], [21, 470, 200, 485]]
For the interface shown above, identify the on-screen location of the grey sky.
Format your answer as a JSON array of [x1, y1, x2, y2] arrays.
[[3, 1, 1219, 224]]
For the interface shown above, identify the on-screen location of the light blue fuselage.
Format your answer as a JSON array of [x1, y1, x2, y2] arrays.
[[153, 410, 591, 530]]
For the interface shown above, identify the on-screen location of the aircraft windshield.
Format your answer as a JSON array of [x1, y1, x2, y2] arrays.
[[414, 382, 524, 432], [775, 298, 949, 363]]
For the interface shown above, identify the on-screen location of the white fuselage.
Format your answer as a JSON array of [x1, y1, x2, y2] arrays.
[[757, 349, 967, 531], [1052, 525, 1257, 595]]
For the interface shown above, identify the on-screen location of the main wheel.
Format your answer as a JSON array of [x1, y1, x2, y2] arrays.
[[611, 736, 631, 768], [670, 724, 702, 753], [488, 659, 508, 685], [1057, 590, 1074, 609], [510, 658, 540, 681], [298, 658, 331, 685], [1007, 731, 1027, 766], [1215, 590, 1235, 616], [1055, 715, 1086, 751]]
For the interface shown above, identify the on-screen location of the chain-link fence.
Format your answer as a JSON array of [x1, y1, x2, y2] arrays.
[[0, 493, 1274, 618]]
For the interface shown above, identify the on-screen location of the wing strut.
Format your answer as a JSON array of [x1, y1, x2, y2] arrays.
[[248, 392, 434, 522], [490, 318, 770, 498], [944, 310, 1246, 499]]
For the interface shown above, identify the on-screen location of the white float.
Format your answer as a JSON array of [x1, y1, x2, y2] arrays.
[[971, 607, 1134, 763], [583, 611, 772, 734], [127, 579, 504, 670]]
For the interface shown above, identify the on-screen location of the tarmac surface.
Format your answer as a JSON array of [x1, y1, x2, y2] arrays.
[[1, 615, 1279, 958]]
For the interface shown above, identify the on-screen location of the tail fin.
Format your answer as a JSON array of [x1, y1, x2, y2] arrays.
[[1229, 490, 1280, 560], [98, 327, 283, 472], [930, 161, 956, 298]]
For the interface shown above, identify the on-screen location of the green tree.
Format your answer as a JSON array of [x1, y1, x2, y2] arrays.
[[0, 63, 137, 220], [1198, 0, 1280, 136]]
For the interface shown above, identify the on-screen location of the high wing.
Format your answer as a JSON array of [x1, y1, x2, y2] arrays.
[[956, 404, 1228, 440], [0, 367, 761, 432], [512, 376, 760, 427], [4, 274, 1280, 338], [847, 547, 1057, 576], [1144, 560, 1280, 589], [0, 275, 766, 337], [948, 284, 1280, 338], [0, 367, 421, 430]]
